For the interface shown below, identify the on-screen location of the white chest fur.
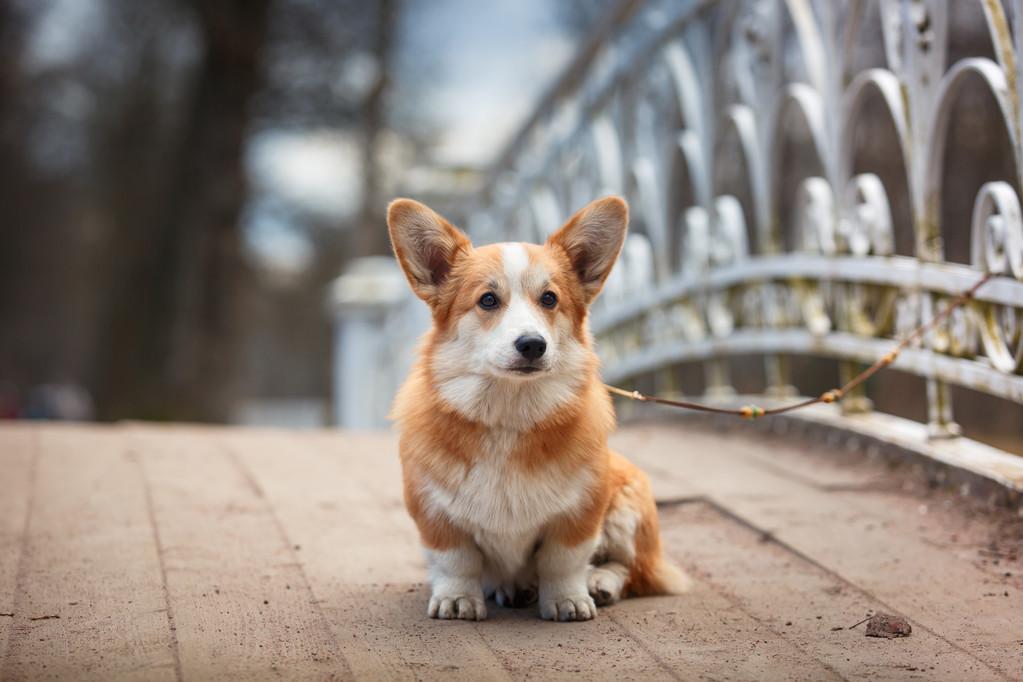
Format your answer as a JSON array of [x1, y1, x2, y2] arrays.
[[423, 429, 593, 577]]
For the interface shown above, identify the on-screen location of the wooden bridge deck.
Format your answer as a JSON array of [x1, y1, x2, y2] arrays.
[[0, 422, 1020, 681]]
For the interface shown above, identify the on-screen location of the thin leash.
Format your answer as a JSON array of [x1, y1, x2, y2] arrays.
[[605, 272, 995, 419]]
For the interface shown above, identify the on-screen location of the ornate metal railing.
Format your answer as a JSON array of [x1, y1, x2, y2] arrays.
[[461, 0, 1023, 443]]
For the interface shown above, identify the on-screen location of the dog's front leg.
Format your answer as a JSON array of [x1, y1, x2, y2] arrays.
[[426, 544, 487, 621], [536, 534, 599, 622]]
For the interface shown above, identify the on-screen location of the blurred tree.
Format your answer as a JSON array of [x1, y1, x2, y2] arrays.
[[238, 0, 407, 410], [0, 0, 90, 396], [0, 1, 29, 364], [95, 0, 271, 421], [0, 0, 453, 423], [354, 0, 397, 259]]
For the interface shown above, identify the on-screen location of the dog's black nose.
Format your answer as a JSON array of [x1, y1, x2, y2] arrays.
[[514, 335, 547, 360]]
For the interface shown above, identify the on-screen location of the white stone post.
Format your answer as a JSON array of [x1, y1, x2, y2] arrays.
[[328, 257, 413, 429]]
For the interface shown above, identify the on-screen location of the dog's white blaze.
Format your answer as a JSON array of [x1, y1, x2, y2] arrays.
[[492, 243, 548, 358], [501, 242, 531, 284]]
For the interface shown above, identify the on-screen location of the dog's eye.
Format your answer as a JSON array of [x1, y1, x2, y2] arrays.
[[478, 292, 499, 310], [540, 291, 558, 308]]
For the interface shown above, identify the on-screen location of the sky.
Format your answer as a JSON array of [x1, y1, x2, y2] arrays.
[[248, 0, 582, 272], [24, 0, 585, 272], [27, 0, 579, 166], [251, 0, 579, 212], [395, 0, 577, 167], [25, 0, 105, 71]]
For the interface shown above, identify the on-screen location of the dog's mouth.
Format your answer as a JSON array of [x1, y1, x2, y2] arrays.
[[502, 363, 548, 377]]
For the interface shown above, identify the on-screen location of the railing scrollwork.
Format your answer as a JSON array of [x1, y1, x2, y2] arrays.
[[466, 0, 1023, 443]]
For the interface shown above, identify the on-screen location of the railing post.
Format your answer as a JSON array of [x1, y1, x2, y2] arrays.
[[704, 359, 735, 399], [328, 257, 411, 429], [654, 365, 681, 399], [467, 0, 1023, 455], [925, 373, 961, 439], [838, 360, 873, 415], [764, 354, 797, 398]]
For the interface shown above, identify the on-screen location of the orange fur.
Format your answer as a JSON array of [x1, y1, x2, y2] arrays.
[[601, 451, 690, 596], [387, 196, 688, 621]]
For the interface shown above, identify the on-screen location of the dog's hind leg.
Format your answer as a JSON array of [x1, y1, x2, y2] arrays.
[[591, 452, 692, 604], [588, 561, 629, 605], [588, 470, 641, 606]]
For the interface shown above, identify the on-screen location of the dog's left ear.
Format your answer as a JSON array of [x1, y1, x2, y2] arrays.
[[387, 198, 472, 303], [547, 196, 628, 303]]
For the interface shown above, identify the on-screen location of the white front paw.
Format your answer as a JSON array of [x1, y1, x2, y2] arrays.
[[428, 592, 487, 621], [539, 593, 596, 622]]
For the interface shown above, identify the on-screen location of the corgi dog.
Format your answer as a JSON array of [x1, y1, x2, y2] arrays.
[[387, 196, 690, 622]]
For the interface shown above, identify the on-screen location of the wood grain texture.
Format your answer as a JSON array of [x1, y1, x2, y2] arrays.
[[226, 428, 501, 680], [661, 502, 999, 680], [614, 423, 1021, 680], [0, 422, 1019, 681], [0, 428, 36, 668], [131, 425, 349, 680], [1, 426, 175, 680]]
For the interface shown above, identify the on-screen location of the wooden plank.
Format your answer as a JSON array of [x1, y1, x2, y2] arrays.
[[660, 501, 999, 680], [3, 420, 1013, 679], [132, 425, 349, 680], [237, 429, 425, 584], [233, 427, 670, 680], [227, 429, 506, 680], [620, 422, 1020, 680], [474, 605, 679, 681], [606, 597, 842, 682], [0, 428, 36, 666], [1, 426, 176, 680], [328, 584, 512, 681], [610, 421, 886, 495], [229, 428, 844, 681], [608, 427, 701, 501]]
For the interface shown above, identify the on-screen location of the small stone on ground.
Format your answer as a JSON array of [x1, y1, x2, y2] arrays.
[[865, 612, 912, 638]]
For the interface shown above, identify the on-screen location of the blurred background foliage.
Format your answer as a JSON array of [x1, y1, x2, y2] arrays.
[[2, 0, 1018, 455], [0, 0, 605, 423]]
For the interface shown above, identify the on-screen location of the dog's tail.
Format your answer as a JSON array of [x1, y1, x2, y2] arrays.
[[648, 555, 692, 595], [629, 553, 693, 596]]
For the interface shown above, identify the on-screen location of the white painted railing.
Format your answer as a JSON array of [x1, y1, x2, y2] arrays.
[[334, 1, 1023, 459], [329, 257, 428, 429], [463, 0, 1023, 441]]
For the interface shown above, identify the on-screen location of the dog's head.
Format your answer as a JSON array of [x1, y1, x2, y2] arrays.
[[387, 197, 628, 385]]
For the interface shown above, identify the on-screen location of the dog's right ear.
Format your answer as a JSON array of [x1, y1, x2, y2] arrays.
[[387, 198, 472, 303]]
